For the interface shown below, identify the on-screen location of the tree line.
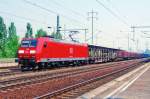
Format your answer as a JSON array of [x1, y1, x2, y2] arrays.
[[0, 16, 62, 58]]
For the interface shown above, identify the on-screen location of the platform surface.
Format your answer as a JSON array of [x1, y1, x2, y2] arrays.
[[106, 63, 150, 99], [0, 63, 17, 68], [77, 62, 150, 99]]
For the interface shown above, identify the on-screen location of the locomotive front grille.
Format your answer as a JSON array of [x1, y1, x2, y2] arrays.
[[19, 58, 35, 65]]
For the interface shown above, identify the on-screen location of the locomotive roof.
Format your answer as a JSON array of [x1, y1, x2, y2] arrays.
[[40, 37, 88, 46], [21, 37, 87, 46], [52, 38, 87, 46]]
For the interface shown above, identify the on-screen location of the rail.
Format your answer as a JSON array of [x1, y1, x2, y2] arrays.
[[35, 62, 142, 99]]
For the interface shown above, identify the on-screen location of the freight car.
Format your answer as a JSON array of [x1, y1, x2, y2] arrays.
[[17, 37, 149, 71], [88, 45, 118, 63]]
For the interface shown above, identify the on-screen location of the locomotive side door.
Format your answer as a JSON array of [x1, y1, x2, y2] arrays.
[[42, 41, 50, 59]]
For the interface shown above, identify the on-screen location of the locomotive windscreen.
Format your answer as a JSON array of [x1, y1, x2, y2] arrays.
[[21, 40, 37, 47]]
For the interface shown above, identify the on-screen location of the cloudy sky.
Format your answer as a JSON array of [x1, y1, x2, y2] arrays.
[[0, 0, 150, 52]]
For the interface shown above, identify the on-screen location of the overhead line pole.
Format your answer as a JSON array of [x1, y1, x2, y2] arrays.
[[131, 25, 150, 51], [88, 10, 98, 44], [131, 26, 150, 40]]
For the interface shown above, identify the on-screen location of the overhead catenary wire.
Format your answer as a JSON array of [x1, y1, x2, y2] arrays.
[[96, 0, 130, 26], [0, 11, 47, 25], [23, 0, 85, 27], [0, 14, 36, 37], [106, 0, 129, 22], [50, 0, 85, 18], [0, 11, 52, 37]]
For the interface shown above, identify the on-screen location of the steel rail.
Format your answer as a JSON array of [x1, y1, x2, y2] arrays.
[[0, 60, 141, 90], [35, 62, 143, 99]]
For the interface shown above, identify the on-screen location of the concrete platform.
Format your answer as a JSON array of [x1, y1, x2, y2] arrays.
[[77, 62, 150, 99], [0, 63, 17, 69]]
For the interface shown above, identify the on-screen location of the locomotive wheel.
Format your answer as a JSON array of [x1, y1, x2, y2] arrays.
[[76, 61, 81, 66], [21, 66, 25, 71], [37, 63, 44, 70], [72, 61, 77, 66], [21, 66, 30, 71]]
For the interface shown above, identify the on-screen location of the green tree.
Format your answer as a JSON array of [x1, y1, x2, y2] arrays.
[[8, 22, 16, 38], [35, 29, 47, 38], [5, 37, 19, 58], [0, 16, 7, 57], [25, 22, 33, 38], [0, 17, 19, 58], [5, 22, 19, 57]]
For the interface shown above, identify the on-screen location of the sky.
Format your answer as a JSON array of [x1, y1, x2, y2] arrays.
[[0, 0, 150, 52]]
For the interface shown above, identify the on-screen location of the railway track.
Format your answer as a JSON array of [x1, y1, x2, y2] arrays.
[[0, 59, 146, 99], [0, 70, 21, 77], [0, 67, 22, 77], [0, 61, 112, 78], [0, 60, 133, 90], [39, 61, 142, 99], [0, 59, 147, 78]]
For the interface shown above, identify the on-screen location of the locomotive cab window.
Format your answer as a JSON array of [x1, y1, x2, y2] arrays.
[[21, 40, 37, 47], [30, 40, 37, 47]]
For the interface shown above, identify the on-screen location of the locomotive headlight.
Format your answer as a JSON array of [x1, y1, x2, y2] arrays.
[[30, 50, 36, 54], [18, 50, 24, 54]]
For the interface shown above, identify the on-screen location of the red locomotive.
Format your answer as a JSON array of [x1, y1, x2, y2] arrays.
[[18, 37, 89, 70], [18, 36, 149, 71]]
